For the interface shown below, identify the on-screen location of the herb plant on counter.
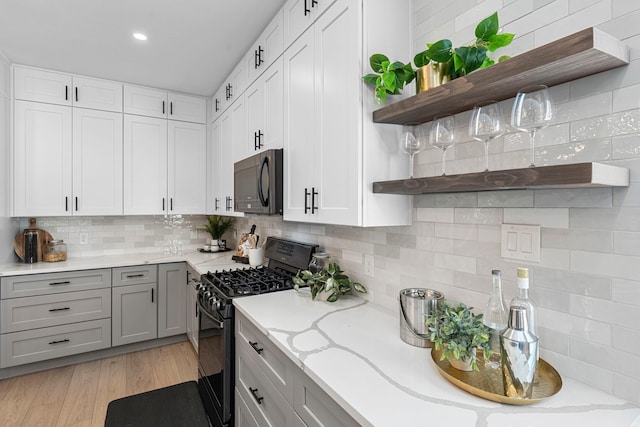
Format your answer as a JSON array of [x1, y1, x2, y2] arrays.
[[293, 263, 367, 302], [426, 301, 492, 371]]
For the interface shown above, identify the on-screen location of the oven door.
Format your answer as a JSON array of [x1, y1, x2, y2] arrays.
[[197, 301, 233, 427]]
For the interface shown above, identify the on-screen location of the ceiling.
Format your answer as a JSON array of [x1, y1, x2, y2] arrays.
[[0, 0, 288, 97]]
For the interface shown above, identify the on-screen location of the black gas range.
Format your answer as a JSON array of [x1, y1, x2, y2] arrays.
[[196, 237, 317, 427]]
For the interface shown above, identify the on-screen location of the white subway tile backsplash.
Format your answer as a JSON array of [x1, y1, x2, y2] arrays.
[[611, 134, 640, 160], [570, 207, 640, 231], [535, 267, 612, 298], [478, 190, 534, 208], [504, 0, 569, 40], [612, 279, 640, 305], [541, 228, 613, 252], [503, 208, 570, 228], [540, 247, 572, 270], [416, 207, 454, 223], [535, 0, 611, 46], [534, 188, 612, 208], [434, 223, 477, 240], [538, 307, 612, 346], [572, 251, 640, 281], [454, 208, 503, 224], [612, 326, 640, 355], [613, 231, 640, 256]]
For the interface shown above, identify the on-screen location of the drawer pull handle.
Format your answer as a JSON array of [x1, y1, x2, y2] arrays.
[[249, 341, 264, 354], [49, 339, 70, 345], [49, 281, 71, 286], [249, 387, 264, 405], [49, 307, 70, 312], [126, 274, 145, 278]]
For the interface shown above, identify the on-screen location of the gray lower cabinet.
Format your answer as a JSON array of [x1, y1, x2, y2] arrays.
[[112, 265, 158, 346], [158, 263, 187, 338], [235, 311, 358, 427], [0, 268, 112, 368]]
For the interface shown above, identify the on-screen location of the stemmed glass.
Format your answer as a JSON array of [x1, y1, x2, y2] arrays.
[[469, 101, 504, 171], [429, 115, 456, 176], [400, 125, 425, 178], [510, 85, 553, 167]]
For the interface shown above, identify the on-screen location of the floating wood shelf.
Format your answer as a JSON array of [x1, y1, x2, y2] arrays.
[[372, 163, 629, 195], [372, 28, 629, 125]]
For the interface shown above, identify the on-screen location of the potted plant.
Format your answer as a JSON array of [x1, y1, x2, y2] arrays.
[[361, 54, 415, 104], [413, 12, 514, 83], [202, 215, 235, 247], [426, 301, 492, 371], [292, 263, 367, 302]]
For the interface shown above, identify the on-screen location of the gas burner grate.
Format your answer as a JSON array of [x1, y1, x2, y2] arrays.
[[205, 266, 294, 298]]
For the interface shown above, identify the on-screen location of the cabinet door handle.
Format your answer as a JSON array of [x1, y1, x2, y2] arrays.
[[254, 49, 259, 69], [257, 130, 263, 149], [249, 387, 264, 405], [311, 0, 317, 7], [151, 288, 154, 303], [49, 338, 70, 345], [65, 196, 69, 212], [49, 281, 71, 286], [304, 188, 310, 214], [170, 198, 173, 211], [256, 45, 264, 68], [215, 98, 220, 112], [311, 187, 318, 214], [249, 341, 264, 354], [75, 196, 78, 211], [49, 307, 70, 312], [304, 0, 310, 16], [254, 131, 258, 150], [75, 87, 78, 102], [214, 197, 220, 211], [170, 101, 173, 115], [162, 198, 166, 211], [126, 274, 144, 278], [65, 85, 69, 101], [228, 84, 233, 99], [162, 100, 165, 114]]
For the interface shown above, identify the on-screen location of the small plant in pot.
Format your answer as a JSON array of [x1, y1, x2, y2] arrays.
[[202, 215, 235, 247], [292, 263, 367, 302], [426, 301, 492, 371], [361, 54, 415, 105]]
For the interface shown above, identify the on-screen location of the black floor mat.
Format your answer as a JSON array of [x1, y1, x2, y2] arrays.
[[104, 381, 210, 427]]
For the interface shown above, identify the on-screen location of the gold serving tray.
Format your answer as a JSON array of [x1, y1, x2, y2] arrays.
[[431, 348, 562, 405]]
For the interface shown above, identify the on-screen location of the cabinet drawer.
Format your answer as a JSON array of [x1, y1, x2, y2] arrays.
[[235, 388, 261, 427], [0, 269, 111, 299], [0, 318, 111, 368], [112, 265, 157, 286], [236, 312, 296, 403], [1, 288, 111, 333], [236, 342, 294, 427], [294, 371, 359, 427]]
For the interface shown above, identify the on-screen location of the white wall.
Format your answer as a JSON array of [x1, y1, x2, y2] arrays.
[[0, 52, 19, 264]]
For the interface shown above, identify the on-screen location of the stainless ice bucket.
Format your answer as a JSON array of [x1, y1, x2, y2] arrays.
[[399, 288, 444, 347]]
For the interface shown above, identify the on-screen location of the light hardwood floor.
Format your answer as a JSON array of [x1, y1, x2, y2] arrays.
[[0, 341, 198, 427]]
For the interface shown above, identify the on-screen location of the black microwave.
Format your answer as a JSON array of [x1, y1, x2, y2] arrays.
[[234, 149, 283, 215]]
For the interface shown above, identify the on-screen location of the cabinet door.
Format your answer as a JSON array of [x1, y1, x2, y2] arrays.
[[112, 282, 157, 346], [221, 62, 247, 114], [186, 281, 198, 352], [227, 98, 246, 215], [73, 76, 123, 112], [123, 115, 168, 215], [246, 9, 284, 84], [157, 263, 186, 338], [283, 0, 337, 48], [314, 0, 360, 226], [123, 85, 168, 119], [263, 58, 284, 152], [14, 66, 72, 106], [168, 121, 206, 214], [244, 80, 264, 159], [211, 87, 225, 122], [168, 92, 207, 123], [72, 108, 123, 215], [211, 117, 224, 213], [13, 100, 72, 216], [283, 28, 317, 222]]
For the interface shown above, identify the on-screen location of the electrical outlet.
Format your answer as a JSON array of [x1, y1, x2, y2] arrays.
[[364, 254, 374, 277], [79, 232, 89, 244]]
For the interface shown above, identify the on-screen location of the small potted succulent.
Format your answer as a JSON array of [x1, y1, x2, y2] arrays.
[[426, 301, 492, 371], [292, 263, 367, 302], [202, 215, 235, 249]]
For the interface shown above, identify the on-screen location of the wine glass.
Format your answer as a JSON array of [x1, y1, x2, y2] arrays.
[[469, 101, 505, 171], [400, 125, 425, 178], [511, 85, 553, 167], [429, 115, 456, 176]]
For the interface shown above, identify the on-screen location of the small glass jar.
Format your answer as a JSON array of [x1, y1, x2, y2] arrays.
[[43, 239, 67, 262], [308, 252, 330, 273]]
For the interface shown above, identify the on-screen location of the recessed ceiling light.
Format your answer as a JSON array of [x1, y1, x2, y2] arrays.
[[133, 33, 148, 41]]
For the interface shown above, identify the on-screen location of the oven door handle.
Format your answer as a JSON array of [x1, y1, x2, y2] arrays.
[[197, 300, 224, 328]]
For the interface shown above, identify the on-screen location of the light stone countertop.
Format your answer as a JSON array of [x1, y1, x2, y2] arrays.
[[233, 290, 640, 427], [0, 250, 242, 277]]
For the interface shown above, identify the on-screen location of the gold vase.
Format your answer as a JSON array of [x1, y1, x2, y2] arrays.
[[416, 63, 450, 94]]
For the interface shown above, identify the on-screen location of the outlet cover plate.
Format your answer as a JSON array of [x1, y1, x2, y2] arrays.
[[501, 224, 541, 262]]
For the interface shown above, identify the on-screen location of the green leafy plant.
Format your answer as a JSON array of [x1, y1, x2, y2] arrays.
[[292, 263, 367, 302], [414, 12, 514, 80], [426, 301, 492, 371], [202, 215, 235, 240], [362, 54, 415, 104]]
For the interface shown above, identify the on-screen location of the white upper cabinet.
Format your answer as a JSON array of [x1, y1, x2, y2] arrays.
[[14, 66, 122, 112], [219, 61, 247, 115], [168, 92, 207, 124], [246, 9, 284, 84], [123, 115, 168, 215], [124, 85, 206, 123], [244, 58, 284, 159], [124, 85, 168, 119], [13, 100, 72, 217], [283, 0, 338, 48], [72, 108, 123, 215], [168, 121, 207, 214], [283, 0, 412, 227], [211, 86, 225, 123]]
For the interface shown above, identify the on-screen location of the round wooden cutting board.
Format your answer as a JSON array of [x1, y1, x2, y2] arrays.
[[13, 218, 53, 262]]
